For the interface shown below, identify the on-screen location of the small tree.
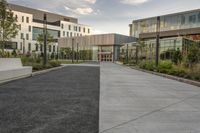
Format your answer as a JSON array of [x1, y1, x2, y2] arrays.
[[172, 48, 182, 65], [60, 47, 71, 59], [37, 32, 54, 47], [187, 43, 200, 68], [0, 0, 19, 52]]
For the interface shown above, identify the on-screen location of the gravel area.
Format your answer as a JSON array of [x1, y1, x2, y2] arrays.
[[0, 66, 100, 133]]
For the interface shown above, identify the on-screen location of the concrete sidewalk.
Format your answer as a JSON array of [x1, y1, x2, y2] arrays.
[[100, 63, 200, 133]]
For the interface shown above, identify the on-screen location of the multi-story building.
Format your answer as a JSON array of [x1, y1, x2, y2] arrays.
[[129, 9, 200, 60], [6, 3, 91, 55]]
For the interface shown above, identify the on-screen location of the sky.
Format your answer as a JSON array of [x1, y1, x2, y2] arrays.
[[7, 0, 200, 35]]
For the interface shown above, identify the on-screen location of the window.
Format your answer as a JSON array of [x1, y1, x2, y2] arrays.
[[49, 45, 52, 52], [88, 29, 90, 34], [29, 26, 31, 32], [28, 43, 31, 51], [20, 42, 22, 50], [181, 15, 185, 25], [35, 44, 38, 51], [198, 12, 200, 22], [22, 16, 24, 22], [189, 15, 196, 23], [70, 32, 72, 37], [74, 26, 77, 31], [40, 44, 43, 52], [79, 27, 81, 32], [68, 25, 71, 30], [21, 33, 24, 39], [32, 27, 60, 40], [63, 31, 65, 36], [83, 28, 86, 33], [61, 24, 64, 29], [67, 32, 69, 37], [26, 17, 29, 23], [26, 34, 29, 40], [18, 24, 21, 30], [53, 45, 55, 52]]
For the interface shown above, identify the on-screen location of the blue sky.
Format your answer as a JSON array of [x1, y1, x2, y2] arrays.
[[8, 0, 200, 35]]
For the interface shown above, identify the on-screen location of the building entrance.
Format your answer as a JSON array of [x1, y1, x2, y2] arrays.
[[98, 52, 113, 62]]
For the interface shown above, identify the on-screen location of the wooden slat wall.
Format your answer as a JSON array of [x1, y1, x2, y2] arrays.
[[58, 34, 136, 48]]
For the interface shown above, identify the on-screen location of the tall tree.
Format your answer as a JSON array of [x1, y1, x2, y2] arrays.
[[0, 0, 19, 52]]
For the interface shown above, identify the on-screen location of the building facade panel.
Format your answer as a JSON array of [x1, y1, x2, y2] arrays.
[[58, 34, 136, 62], [5, 4, 92, 55]]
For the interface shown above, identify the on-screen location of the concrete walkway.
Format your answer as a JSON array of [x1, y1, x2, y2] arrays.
[[100, 63, 200, 133]]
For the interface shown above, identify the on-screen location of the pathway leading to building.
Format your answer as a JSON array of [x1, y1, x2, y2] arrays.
[[100, 63, 200, 133], [0, 66, 100, 133]]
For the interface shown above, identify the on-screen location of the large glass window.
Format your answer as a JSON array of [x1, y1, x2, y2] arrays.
[[26, 17, 29, 23], [26, 34, 29, 40], [198, 12, 200, 22], [181, 15, 185, 25], [32, 27, 60, 40], [21, 33, 24, 39], [189, 15, 196, 23], [28, 43, 31, 51]]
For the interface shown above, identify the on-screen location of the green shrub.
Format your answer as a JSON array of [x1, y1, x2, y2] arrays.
[[176, 69, 186, 77], [158, 61, 173, 70], [49, 60, 61, 67], [138, 61, 146, 69], [145, 61, 155, 71], [167, 69, 177, 75], [138, 61, 155, 71], [32, 63, 43, 71]]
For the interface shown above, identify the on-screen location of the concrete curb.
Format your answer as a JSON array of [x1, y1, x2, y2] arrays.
[[61, 64, 100, 67], [32, 64, 100, 76], [129, 66, 200, 87], [115, 62, 200, 87], [31, 65, 66, 76]]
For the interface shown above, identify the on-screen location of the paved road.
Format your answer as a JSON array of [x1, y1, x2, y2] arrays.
[[100, 63, 200, 133], [0, 66, 100, 133]]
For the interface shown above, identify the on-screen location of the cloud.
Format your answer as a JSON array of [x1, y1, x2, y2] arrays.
[[120, 0, 149, 5], [75, 8, 94, 15], [62, 0, 98, 15], [64, 6, 95, 15], [84, 0, 96, 4]]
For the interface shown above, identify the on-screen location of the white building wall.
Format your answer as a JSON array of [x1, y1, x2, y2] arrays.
[[8, 10, 92, 55]]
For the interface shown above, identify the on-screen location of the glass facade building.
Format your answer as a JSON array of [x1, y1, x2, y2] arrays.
[[128, 9, 200, 62], [131, 10, 200, 38]]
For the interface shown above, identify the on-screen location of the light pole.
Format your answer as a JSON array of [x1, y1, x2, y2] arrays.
[[72, 38, 74, 63], [22, 38, 25, 54], [156, 16, 160, 67], [126, 44, 129, 64], [43, 14, 47, 66], [77, 42, 79, 63]]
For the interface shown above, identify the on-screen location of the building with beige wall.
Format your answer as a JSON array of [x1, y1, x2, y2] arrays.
[[5, 4, 91, 56], [58, 34, 135, 62]]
